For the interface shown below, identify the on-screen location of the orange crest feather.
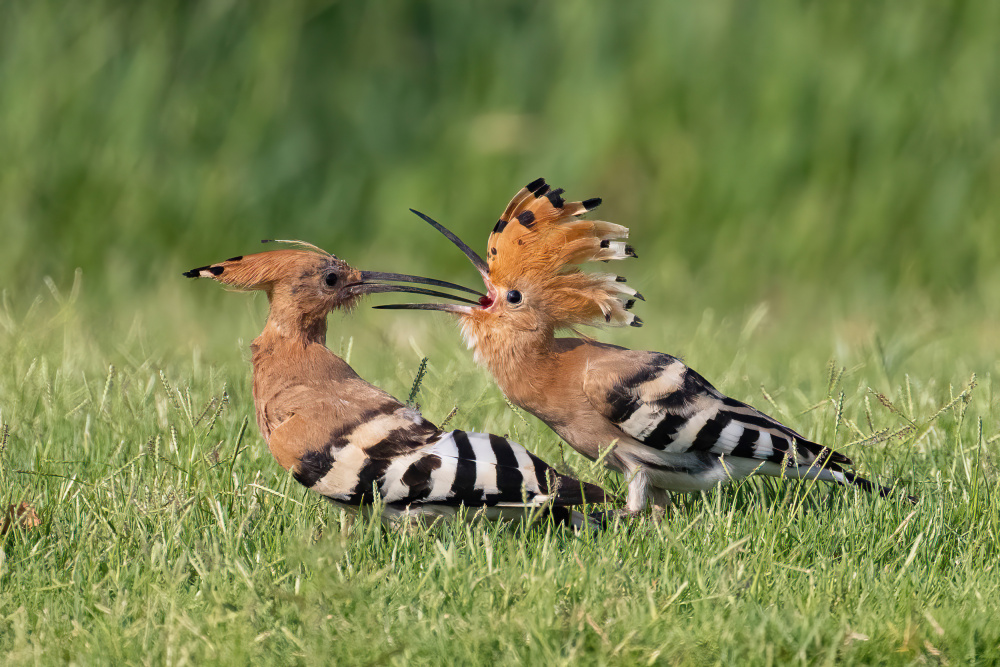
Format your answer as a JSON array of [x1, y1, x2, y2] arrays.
[[183, 246, 331, 290], [487, 178, 642, 328]]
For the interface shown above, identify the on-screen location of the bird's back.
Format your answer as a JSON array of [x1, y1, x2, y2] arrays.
[[567, 339, 851, 471]]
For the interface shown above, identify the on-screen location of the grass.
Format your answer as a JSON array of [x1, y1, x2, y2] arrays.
[[2, 281, 998, 665], [3, 0, 1000, 664]]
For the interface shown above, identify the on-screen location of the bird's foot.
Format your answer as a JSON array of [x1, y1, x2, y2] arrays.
[[592, 507, 667, 526], [649, 504, 668, 523]]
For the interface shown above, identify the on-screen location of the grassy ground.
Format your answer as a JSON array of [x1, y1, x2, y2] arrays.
[[3, 0, 1000, 664], [2, 278, 997, 665]]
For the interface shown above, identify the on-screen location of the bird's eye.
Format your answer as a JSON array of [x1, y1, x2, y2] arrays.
[[324, 272, 339, 287], [506, 290, 522, 305]]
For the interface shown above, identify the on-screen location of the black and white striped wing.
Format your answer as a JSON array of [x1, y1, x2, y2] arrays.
[[584, 351, 852, 469], [282, 404, 605, 508], [377, 429, 605, 507]]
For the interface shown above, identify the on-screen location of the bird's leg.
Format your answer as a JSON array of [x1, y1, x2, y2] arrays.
[[625, 467, 652, 513], [593, 469, 666, 524], [587, 467, 647, 524]]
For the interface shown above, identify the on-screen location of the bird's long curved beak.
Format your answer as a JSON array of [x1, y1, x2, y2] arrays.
[[345, 270, 484, 306], [370, 209, 492, 315], [373, 208, 493, 315], [373, 302, 474, 314], [357, 271, 484, 297], [350, 283, 482, 305]]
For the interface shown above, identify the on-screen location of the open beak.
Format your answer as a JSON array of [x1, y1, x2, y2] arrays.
[[345, 270, 484, 306], [357, 271, 483, 297], [371, 209, 493, 316]]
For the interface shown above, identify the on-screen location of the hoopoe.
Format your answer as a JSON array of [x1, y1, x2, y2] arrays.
[[377, 178, 916, 514], [184, 241, 606, 526]]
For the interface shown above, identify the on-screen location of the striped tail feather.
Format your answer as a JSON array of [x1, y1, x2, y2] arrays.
[[542, 466, 607, 506], [764, 458, 917, 503], [812, 466, 917, 503]]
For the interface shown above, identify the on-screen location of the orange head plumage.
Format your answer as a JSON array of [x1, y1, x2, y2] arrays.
[[185, 240, 484, 340], [379, 178, 642, 364], [485, 178, 642, 329]]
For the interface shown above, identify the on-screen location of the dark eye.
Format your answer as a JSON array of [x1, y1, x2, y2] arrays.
[[506, 290, 522, 305], [324, 272, 339, 287]]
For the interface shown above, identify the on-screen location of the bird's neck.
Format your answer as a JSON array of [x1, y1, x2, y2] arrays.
[[250, 304, 357, 445], [465, 322, 558, 407], [263, 296, 328, 346]]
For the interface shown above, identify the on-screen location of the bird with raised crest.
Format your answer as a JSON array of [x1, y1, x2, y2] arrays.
[[184, 240, 606, 527], [376, 178, 916, 515]]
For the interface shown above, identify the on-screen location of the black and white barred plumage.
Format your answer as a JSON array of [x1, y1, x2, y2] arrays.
[[290, 403, 605, 526], [582, 349, 911, 508]]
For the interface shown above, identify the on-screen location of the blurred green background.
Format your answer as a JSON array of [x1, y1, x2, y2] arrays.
[[3, 4, 1000, 661], [1, 0, 998, 376]]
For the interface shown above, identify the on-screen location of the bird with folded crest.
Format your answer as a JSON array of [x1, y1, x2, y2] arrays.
[[378, 179, 916, 515], [184, 240, 606, 527]]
